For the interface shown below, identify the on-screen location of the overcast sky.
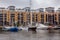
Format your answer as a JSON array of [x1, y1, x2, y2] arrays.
[[0, 0, 60, 9]]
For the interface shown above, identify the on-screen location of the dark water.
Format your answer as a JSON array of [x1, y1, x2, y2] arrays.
[[0, 30, 60, 40]]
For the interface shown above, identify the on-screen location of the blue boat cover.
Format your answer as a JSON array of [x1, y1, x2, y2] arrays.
[[9, 27, 18, 32]]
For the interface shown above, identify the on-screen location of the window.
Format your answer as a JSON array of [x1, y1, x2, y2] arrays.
[[41, 14, 44, 18], [0, 14, 3, 17]]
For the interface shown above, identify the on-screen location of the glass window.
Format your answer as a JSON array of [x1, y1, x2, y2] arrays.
[[0, 14, 3, 17]]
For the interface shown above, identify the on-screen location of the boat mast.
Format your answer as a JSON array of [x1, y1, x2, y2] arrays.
[[3, 9, 4, 27], [29, 0, 32, 26]]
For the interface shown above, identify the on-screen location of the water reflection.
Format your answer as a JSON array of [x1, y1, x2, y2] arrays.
[[32, 30, 60, 40], [0, 30, 60, 40], [46, 30, 60, 40]]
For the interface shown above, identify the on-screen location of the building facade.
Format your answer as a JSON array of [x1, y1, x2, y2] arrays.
[[0, 6, 60, 27]]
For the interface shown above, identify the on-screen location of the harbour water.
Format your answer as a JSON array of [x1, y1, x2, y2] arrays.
[[0, 30, 60, 40]]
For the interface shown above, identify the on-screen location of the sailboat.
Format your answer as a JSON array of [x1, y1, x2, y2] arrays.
[[28, 0, 37, 31], [2, 17, 18, 32]]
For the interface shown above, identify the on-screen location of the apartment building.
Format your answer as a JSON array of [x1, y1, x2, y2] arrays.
[[0, 6, 60, 27]]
